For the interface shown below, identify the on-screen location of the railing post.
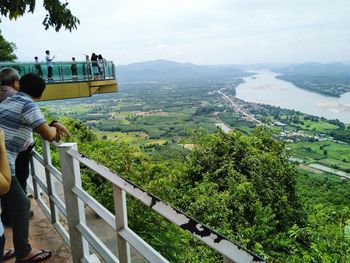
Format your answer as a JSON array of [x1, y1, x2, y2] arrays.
[[112, 62, 116, 79], [113, 185, 131, 263], [58, 143, 89, 263], [41, 139, 57, 223]]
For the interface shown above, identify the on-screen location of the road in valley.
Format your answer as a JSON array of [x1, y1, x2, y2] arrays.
[[218, 90, 262, 125]]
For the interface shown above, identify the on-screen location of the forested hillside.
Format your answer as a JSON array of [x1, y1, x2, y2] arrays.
[[116, 59, 248, 81], [47, 117, 350, 262], [276, 63, 350, 97]]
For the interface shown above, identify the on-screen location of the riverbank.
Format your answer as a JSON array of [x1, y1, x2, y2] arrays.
[[276, 74, 350, 97], [235, 70, 350, 124]]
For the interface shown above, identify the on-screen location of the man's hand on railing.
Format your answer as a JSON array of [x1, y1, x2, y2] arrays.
[[51, 122, 72, 141]]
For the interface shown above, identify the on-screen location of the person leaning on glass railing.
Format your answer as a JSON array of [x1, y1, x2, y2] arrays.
[[0, 71, 71, 262], [0, 128, 12, 263]]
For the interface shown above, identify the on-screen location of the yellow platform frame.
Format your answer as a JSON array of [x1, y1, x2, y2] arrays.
[[38, 79, 118, 101]]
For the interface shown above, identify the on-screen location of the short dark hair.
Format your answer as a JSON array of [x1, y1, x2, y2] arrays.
[[35, 56, 38, 60], [45, 50, 50, 54], [20, 73, 46, 99]]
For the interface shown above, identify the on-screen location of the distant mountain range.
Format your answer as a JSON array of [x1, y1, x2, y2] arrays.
[[277, 62, 350, 76], [115, 60, 350, 81], [115, 59, 246, 81]]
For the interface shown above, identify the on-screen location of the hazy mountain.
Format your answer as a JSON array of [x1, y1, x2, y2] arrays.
[[116, 59, 246, 81], [277, 62, 350, 76]]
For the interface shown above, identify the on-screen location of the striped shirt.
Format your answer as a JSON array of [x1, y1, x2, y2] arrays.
[[0, 85, 16, 103], [0, 92, 45, 176]]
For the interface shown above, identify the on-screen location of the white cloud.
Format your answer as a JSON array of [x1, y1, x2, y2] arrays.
[[0, 0, 349, 64]]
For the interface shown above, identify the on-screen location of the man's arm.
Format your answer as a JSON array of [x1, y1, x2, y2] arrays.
[[0, 129, 11, 195], [34, 123, 57, 142]]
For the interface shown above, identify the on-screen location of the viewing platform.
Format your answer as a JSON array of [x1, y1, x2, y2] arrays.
[[0, 61, 118, 101]]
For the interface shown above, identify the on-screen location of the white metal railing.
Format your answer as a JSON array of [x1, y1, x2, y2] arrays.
[[29, 139, 266, 263]]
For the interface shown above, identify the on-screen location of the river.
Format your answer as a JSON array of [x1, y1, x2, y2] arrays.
[[235, 70, 350, 123]]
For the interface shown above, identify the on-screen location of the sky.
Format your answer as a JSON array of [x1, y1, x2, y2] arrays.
[[1, 0, 349, 65]]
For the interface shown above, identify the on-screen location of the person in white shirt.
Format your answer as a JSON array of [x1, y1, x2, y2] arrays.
[[45, 50, 55, 82]]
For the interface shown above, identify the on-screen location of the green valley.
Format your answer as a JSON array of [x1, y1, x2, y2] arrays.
[[40, 67, 350, 262]]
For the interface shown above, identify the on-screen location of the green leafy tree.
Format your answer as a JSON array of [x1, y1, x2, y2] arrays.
[[286, 206, 350, 262], [0, 0, 79, 31], [173, 127, 304, 257], [0, 28, 17, 61]]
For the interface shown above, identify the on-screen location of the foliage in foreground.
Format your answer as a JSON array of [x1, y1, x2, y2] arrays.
[[54, 117, 350, 262], [172, 128, 304, 258], [0, 29, 17, 61], [0, 0, 79, 31]]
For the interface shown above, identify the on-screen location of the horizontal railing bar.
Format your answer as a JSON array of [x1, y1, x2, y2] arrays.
[[72, 186, 116, 229], [45, 164, 63, 182], [76, 222, 119, 263], [119, 227, 169, 263], [66, 147, 265, 263], [32, 151, 45, 165], [32, 174, 48, 194], [81, 254, 101, 263], [50, 194, 67, 217]]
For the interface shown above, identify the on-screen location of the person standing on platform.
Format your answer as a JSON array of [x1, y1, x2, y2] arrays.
[[0, 67, 36, 196], [0, 69, 71, 262], [71, 57, 78, 80], [45, 50, 55, 82], [34, 57, 43, 77], [84, 54, 91, 79], [91, 53, 99, 79], [0, 67, 71, 195], [97, 54, 105, 77]]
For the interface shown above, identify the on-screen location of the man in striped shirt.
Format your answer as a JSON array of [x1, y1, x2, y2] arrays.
[[0, 71, 69, 262]]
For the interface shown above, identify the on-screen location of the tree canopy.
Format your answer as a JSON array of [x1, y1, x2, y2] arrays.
[[0, 0, 79, 31], [0, 29, 16, 61]]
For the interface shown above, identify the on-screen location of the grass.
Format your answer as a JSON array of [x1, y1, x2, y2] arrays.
[[290, 140, 350, 172], [297, 119, 339, 133], [95, 131, 145, 143]]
